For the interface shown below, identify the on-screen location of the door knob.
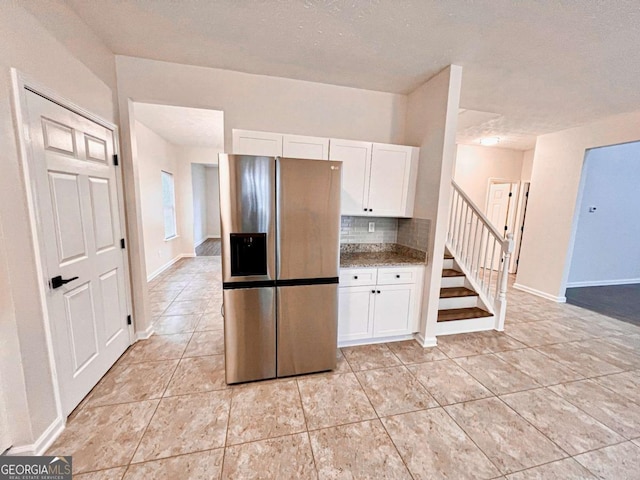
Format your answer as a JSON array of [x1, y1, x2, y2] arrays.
[[50, 275, 79, 289]]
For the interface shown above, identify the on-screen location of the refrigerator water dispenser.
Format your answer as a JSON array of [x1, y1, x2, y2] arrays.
[[230, 233, 267, 277]]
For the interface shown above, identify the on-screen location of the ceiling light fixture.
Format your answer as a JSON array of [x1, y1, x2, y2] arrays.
[[479, 137, 500, 146]]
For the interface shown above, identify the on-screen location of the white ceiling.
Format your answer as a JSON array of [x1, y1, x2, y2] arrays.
[[133, 102, 224, 148], [64, 0, 640, 150]]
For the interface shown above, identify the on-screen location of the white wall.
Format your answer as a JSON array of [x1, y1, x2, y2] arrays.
[[191, 164, 208, 246], [115, 56, 407, 150], [0, 1, 117, 449], [136, 121, 194, 279], [404, 65, 463, 344], [454, 145, 524, 209], [206, 167, 221, 238], [516, 110, 640, 300], [567, 141, 640, 286]]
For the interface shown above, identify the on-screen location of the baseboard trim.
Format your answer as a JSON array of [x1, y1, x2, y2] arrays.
[[8, 415, 65, 456], [147, 254, 195, 282], [135, 323, 154, 341], [513, 283, 566, 303], [194, 237, 208, 248], [415, 333, 438, 347], [338, 334, 415, 348], [206, 235, 221, 239], [566, 278, 640, 288]]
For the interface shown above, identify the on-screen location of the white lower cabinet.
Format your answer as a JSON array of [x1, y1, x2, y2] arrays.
[[338, 266, 422, 345], [372, 284, 413, 337], [338, 286, 374, 341]]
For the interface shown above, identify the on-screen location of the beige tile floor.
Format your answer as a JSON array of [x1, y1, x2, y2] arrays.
[[48, 257, 640, 479]]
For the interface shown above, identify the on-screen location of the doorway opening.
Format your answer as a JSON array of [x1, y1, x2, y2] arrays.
[[132, 102, 224, 280]]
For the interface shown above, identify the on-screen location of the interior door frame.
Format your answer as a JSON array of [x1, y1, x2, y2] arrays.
[[10, 69, 135, 428]]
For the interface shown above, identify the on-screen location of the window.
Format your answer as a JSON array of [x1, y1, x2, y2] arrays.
[[161, 171, 177, 239]]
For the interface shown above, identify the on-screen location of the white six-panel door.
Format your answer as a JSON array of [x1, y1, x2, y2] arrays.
[[25, 91, 130, 416]]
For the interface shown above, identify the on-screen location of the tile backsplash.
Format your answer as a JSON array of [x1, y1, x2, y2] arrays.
[[340, 216, 397, 244], [397, 218, 430, 252]]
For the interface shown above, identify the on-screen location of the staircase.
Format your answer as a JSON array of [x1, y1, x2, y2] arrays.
[[438, 181, 515, 336], [436, 251, 494, 335]]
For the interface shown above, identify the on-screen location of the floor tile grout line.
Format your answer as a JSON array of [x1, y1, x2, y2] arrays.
[[219, 387, 235, 477], [541, 383, 640, 441], [349, 359, 416, 478], [294, 378, 320, 478], [438, 405, 504, 477], [451, 352, 545, 397], [450, 356, 636, 452]]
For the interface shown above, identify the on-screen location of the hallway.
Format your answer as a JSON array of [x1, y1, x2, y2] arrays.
[[47, 257, 640, 479]]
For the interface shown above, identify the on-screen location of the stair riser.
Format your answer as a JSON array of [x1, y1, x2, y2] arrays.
[[443, 258, 454, 269], [441, 276, 465, 288], [438, 296, 478, 310], [436, 316, 496, 336]]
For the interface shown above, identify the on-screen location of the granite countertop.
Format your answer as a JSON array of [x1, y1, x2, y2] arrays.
[[340, 243, 427, 268]]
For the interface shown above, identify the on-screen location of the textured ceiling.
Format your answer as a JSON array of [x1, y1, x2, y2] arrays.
[[133, 102, 224, 148], [63, 0, 640, 150]]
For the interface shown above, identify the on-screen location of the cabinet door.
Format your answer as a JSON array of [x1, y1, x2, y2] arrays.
[[372, 284, 414, 337], [232, 129, 283, 156], [283, 134, 329, 160], [338, 286, 375, 342], [367, 143, 415, 217], [329, 139, 372, 216]]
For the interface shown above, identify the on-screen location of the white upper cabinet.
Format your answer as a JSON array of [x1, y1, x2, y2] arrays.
[[283, 134, 329, 160], [367, 143, 418, 217], [232, 129, 283, 156], [233, 129, 419, 217], [330, 140, 418, 217], [329, 139, 372, 215]]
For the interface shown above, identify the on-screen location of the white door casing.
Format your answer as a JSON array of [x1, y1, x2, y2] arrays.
[[25, 91, 130, 416]]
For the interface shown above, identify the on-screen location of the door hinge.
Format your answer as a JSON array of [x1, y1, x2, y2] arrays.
[[113, 154, 119, 166], [504, 225, 508, 231], [508, 192, 513, 197], [525, 191, 529, 197], [127, 314, 132, 325], [516, 259, 520, 265], [120, 238, 126, 249]]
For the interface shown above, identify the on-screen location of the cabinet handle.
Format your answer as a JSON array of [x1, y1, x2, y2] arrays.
[[354, 275, 358, 279], [396, 274, 400, 278], [369, 208, 373, 212], [377, 290, 381, 294], [371, 289, 376, 294], [363, 208, 367, 211]]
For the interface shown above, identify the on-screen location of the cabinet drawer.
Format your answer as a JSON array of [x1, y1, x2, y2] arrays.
[[377, 267, 419, 285], [339, 268, 377, 286]]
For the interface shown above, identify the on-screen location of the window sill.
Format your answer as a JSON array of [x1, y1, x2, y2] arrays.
[[164, 235, 180, 242]]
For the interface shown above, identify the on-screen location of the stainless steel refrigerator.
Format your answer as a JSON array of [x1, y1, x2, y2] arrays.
[[219, 154, 342, 384]]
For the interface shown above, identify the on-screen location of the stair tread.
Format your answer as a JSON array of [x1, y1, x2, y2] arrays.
[[442, 269, 465, 277], [437, 307, 493, 322], [444, 252, 454, 260], [440, 287, 477, 298]]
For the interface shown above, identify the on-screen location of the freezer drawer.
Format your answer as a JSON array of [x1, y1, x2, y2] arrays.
[[277, 284, 338, 377], [223, 287, 276, 384]]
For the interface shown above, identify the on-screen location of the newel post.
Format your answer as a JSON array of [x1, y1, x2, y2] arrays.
[[496, 233, 514, 331]]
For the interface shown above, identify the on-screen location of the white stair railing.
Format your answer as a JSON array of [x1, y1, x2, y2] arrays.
[[447, 180, 514, 330]]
